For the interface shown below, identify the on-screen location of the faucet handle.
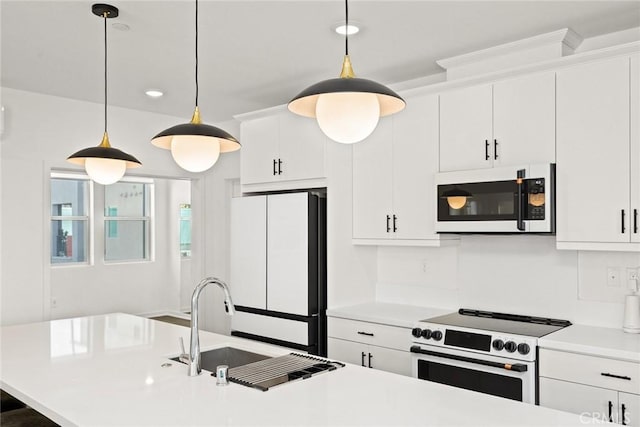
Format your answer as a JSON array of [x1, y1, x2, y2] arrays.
[[178, 337, 189, 364]]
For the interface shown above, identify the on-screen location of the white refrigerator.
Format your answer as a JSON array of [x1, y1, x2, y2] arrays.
[[229, 191, 327, 356]]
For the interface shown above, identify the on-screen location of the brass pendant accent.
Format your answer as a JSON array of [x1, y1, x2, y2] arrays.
[[339, 55, 355, 79], [99, 131, 112, 148], [190, 106, 202, 124]]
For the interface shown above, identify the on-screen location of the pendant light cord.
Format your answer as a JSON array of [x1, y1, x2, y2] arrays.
[[344, 0, 349, 56], [195, 0, 199, 108], [103, 12, 108, 133]]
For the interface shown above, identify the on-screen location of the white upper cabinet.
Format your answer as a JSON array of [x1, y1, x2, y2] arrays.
[[352, 94, 455, 245], [556, 55, 637, 249], [439, 71, 556, 172], [239, 111, 327, 190], [440, 84, 493, 171]]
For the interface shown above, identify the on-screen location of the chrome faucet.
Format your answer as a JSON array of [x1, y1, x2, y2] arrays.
[[188, 277, 235, 376]]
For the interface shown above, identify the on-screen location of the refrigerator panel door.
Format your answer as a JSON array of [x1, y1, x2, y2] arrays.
[[232, 311, 310, 346], [267, 193, 310, 315], [230, 196, 267, 309]]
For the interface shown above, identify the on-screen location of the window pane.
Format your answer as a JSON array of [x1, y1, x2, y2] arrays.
[[105, 220, 148, 261], [51, 220, 88, 264], [105, 182, 149, 217], [51, 179, 88, 216], [180, 203, 191, 257]]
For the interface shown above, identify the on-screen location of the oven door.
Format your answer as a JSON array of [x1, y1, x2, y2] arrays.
[[410, 344, 536, 404]]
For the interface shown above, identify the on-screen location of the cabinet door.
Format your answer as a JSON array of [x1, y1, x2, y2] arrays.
[[240, 116, 279, 185], [620, 392, 640, 427], [368, 345, 411, 377], [539, 377, 619, 422], [631, 54, 640, 243], [439, 84, 493, 171], [278, 114, 326, 182], [328, 337, 368, 367], [493, 71, 556, 166], [556, 56, 631, 244], [352, 118, 394, 239], [392, 94, 439, 239], [266, 193, 309, 315], [230, 196, 267, 309]]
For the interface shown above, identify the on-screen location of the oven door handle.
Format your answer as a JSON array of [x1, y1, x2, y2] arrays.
[[410, 346, 528, 373]]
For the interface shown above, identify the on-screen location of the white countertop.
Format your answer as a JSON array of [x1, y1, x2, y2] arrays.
[[539, 324, 640, 363], [1, 313, 601, 426], [326, 302, 452, 328]]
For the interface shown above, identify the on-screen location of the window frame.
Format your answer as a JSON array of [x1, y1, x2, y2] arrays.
[[103, 177, 155, 264], [50, 172, 94, 267]]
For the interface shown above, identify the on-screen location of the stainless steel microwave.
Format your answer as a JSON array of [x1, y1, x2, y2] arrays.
[[435, 163, 555, 233]]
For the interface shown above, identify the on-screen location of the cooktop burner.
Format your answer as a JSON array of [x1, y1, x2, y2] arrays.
[[423, 308, 571, 338]]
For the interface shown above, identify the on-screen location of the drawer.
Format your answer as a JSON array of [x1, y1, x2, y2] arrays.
[[327, 317, 410, 351], [231, 312, 309, 346], [539, 348, 640, 394]]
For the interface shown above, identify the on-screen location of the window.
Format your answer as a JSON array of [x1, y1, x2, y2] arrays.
[[104, 180, 153, 262], [50, 174, 91, 264], [180, 203, 192, 258]]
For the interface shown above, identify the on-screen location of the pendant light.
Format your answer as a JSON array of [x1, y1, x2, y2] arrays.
[[441, 187, 473, 210], [151, 0, 240, 173], [67, 4, 141, 185], [288, 0, 406, 144]]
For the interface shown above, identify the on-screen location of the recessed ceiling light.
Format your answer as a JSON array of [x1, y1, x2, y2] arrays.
[[334, 22, 360, 36], [112, 22, 130, 31], [145, 90, 163, 98]]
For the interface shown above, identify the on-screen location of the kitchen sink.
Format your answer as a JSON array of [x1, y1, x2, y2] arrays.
[[171, 346, 272, 373]]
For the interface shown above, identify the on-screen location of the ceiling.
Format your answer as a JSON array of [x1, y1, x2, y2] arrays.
[[2, 1, 640, 123]]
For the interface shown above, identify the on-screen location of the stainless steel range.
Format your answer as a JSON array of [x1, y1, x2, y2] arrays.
[[410, 309, 571, 404]]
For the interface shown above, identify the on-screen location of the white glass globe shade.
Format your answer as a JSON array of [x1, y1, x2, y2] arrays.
[[84, 157, 127, 185], [315, 92, 380, 144], [170, 135, 221, 173], [447, 196, 468, 210]]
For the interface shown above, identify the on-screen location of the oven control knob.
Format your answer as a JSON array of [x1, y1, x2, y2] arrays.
[[411, 328, 422, 338], [421, 329, 432, 339], [431, 330, 443, 341], [504, 341, 517, 353], [492, 339, 505, 351], [517, 343, 530, 355]]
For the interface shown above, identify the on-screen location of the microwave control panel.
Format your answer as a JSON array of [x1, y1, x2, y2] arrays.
[[526, 178, 545, 220]]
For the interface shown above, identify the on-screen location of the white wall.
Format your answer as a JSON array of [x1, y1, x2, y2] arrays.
[[0, 88, 200, 326]]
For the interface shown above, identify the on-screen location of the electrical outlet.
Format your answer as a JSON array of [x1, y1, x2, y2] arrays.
[[627, 268, 639, 290], [51, 297, 57, 308], [421, 259, 428, 273], [607, 267, 620, 287]]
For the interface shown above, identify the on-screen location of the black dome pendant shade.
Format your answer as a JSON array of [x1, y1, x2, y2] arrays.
[[150, 0, 240, 171], [67, 4, 141, 181], [288, 0, 405, 142]]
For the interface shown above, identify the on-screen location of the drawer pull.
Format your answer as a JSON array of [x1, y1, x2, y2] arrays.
[[357, 331, 374, 337], [601, 372, 631, 381]]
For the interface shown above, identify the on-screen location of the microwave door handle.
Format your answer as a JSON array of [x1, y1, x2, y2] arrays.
[[516, 169, 526, 231]]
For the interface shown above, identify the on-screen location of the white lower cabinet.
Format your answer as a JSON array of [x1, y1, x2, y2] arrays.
[[327, 317, 412, 376], [539, 348, 640, 425]]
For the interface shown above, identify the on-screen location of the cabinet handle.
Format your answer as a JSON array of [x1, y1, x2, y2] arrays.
[[608, 401, 613, 423], [601, 372, 632, 381], [622, 209, 626, 234], [485, 140, 490, 161], [368, 352, 373, 368], [361, 351, 366, 367], [278, 159, 283, 175], [634, 209, 638, 234], [622, 403, 627, 426], [393, 214, 398, 233], [386, 215, 391, 233], [357, 331, 374, 337], [273, 159, 277, 176], [493, 139, 498, 160]]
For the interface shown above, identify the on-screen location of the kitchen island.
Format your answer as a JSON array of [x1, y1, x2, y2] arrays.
[[1, 313, 602, 426]]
